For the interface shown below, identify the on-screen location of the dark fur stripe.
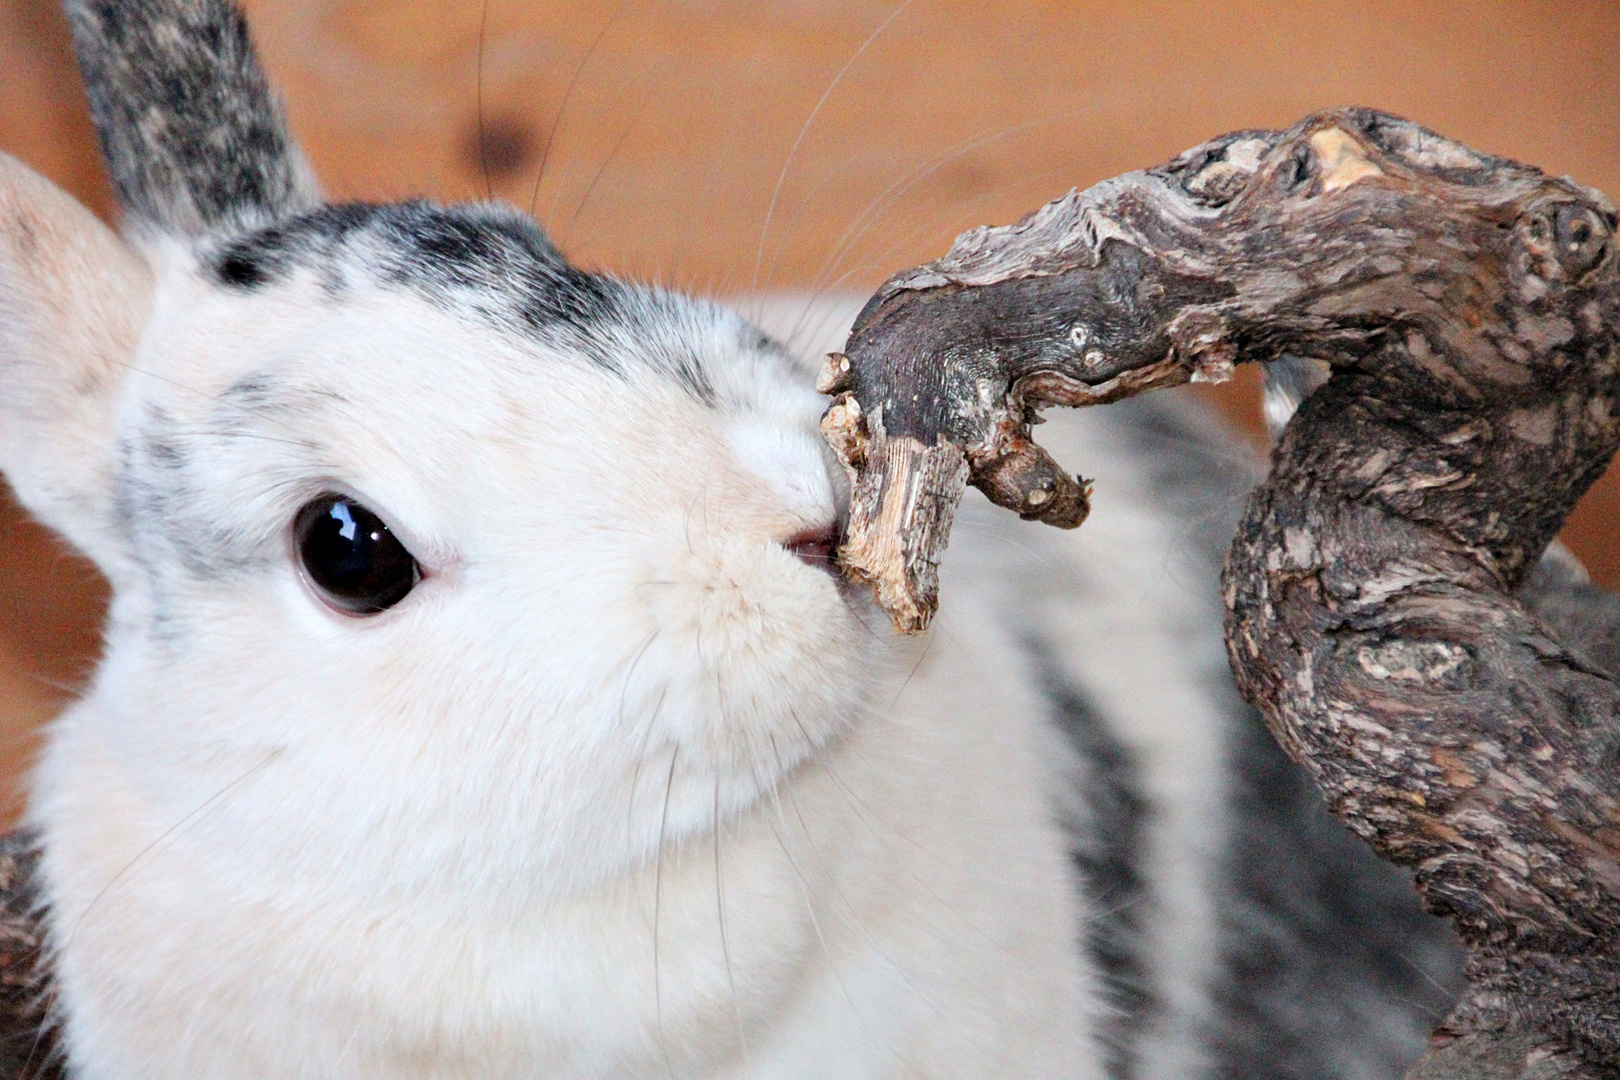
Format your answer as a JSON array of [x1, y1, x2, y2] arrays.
[[63, 0, 315, 234], [1040, 654, 1152, 1080]]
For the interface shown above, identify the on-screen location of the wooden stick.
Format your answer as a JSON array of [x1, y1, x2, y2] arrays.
[[830, 107, 1620, 1076]]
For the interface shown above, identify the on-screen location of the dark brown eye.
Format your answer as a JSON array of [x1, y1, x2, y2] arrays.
[[295, 495, 419, 615]]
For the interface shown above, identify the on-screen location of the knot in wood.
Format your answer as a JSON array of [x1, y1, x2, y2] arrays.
[[1520, 199, 1615, 284]]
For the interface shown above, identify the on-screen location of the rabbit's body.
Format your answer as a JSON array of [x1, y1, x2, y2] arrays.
[[0, 2, 1464, 1077]]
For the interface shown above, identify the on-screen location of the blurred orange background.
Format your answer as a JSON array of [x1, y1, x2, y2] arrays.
[[1, 0, 1619, 818]]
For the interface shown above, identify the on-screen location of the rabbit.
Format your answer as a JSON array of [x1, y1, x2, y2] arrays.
[[0, 1, 1465, 1077]]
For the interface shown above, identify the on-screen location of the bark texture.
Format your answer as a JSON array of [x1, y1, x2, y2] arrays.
[[830, 108, 1620, 1075], [0, 832, 56, 1080]]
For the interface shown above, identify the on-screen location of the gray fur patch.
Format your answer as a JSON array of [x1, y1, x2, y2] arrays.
[[64, 0, 317, 235], [68, 0, 731, 404], [209, 201, 722, 403], [1206, 713, 1464, 1080], [115, 404, 274, 590], [1261, 355, 1330, 439], [1519, 548, 1620, 678]]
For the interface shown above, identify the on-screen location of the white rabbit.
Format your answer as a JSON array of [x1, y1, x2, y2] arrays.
[[0, 2, 1461, 1077]]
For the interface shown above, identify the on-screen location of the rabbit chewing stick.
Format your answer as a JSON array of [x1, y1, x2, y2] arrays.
[[0, 0, 1502, 1072], [0, 0, 1114, 1075]]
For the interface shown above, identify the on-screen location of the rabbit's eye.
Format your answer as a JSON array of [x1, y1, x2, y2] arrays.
[[295, 495, 420, 615]]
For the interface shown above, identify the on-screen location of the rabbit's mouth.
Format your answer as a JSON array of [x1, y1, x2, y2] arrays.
[[783, 523, 841, 578]]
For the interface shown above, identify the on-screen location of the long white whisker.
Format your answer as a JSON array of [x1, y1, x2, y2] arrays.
[[563, 69, 662, 232], [815, 168, 1071, 298], [787, 710, 1016, 958], [475, 0, 492, 200], [805, 110, 1099, 300], [750, 0, 916, 290], [759, 736, 870, 1028], [627, 687, 669, 851], [769, 735, 985, 1068]]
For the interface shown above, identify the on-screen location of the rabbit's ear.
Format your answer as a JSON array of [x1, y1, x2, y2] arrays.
[[0, 152, 151, 566], [64, 0, 319, 237]]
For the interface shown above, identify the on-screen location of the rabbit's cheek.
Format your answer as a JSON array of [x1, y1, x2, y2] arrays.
[[633, 533, 869, 765]]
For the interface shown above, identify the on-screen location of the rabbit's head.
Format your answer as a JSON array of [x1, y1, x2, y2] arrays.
[[0, 3, 879, 904]]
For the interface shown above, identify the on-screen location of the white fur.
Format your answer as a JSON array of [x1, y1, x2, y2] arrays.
[[754, 296, 1242, 1075], [1, 184, 1103, 1078]]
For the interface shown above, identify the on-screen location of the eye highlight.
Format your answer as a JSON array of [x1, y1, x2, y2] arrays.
[[294, 495, 420, 615]]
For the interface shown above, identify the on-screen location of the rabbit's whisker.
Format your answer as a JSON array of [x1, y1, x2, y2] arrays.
[[788, 775, 996, 1065], [759, 736, 866, 1027], [713, 776, 747, 1059], [813, 168, 1061, 300], [767, 733, 969, 1070], [616, 629, 662, 739], [791, 709, 1008, 958], [1399, 952, 1458, 1003], [563, 68, 661, 233], [803, 108, 1101, 304], [799, 746, 960, 952], [750, 0, 915, 292], [627, 686, 670, 855], [653, 745, 679, 1080], [888, 612, 938, 708], [536, 0, 637, 224], [57, 748, 284, 958], [475, 0, 491, 201]]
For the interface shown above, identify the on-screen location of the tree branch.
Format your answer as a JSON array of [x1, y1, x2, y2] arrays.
[[830, 108, 1620, 1075]]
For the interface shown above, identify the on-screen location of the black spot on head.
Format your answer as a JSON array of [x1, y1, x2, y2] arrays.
[[217, 249, 266, 288], [211, 202, 377, 289]]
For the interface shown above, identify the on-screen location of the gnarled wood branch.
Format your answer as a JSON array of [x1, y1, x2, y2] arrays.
[[830, 108, 1620, 1076]]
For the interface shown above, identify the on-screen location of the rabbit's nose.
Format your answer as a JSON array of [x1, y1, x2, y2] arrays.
[[782, 523, 840, 576]]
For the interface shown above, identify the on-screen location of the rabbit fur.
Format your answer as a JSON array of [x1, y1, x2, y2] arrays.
[[0, 1, 1463, 1077]]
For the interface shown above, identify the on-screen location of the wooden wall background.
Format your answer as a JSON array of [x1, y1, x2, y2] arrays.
[[0, 0, 1618, 818]]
